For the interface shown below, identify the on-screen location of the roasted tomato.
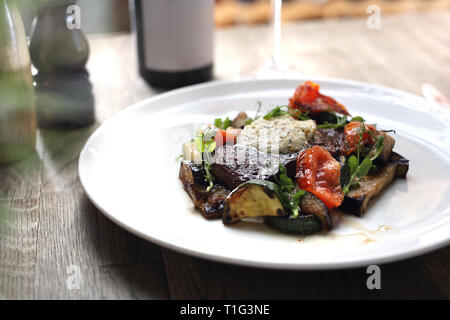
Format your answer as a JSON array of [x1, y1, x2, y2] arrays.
[[296, 146, 344, 209], [215, 127, 242, 147], [288, 81, 350, 116], [344, 121, 377, 155]]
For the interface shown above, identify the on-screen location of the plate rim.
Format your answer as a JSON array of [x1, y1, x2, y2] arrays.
[[79, 76, 450, 270]]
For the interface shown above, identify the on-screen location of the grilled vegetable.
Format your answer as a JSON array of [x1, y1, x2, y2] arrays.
[[179, 161, 207, 186], [223, 180, 287, 225], [296, 146, 344, 209], [376, 132, 395, 164], [231, 111, 249, 129], [264, 215, 322, 235], [299, 192, 332, 230], [179, 161, 229, 219], [264, 191, 330, 234], [182, 141, 202, 164], [288, 81, 350, 116], [389, 152, 409, 178], [339, 162, 397, 216], [344, 121, 378, 155]]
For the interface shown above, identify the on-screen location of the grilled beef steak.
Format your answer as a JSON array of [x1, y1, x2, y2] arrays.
[[310, 128, 346, 159], [211, 145, 300, 190]]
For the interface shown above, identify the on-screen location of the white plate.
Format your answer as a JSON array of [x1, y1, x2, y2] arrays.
[[79, 78, 450, 270]]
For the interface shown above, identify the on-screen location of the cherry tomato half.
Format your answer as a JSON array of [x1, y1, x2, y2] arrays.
[[288, 81, 350, 116], [296, 146, 344, 209], [215, 127, 242, 147], [344, 121, 377, 155]]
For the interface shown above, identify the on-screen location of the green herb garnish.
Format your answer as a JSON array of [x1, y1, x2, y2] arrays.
[[342, 123, 385, 195], [214, 117, 232, 130], [318, 115, 365, 129], [273, 163, 306, 218], [263, 106, 290, 120], [244, 101, 263, 125], [194, 126, 218, 192], [263, 105, 310, 121]]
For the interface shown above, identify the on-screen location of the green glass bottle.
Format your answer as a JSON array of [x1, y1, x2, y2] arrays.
[[30, 0, 94, 129], [0, 0, 37, 163]]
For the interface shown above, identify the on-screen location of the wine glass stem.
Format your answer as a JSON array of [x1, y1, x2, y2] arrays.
[[271, 0, 282, 70]]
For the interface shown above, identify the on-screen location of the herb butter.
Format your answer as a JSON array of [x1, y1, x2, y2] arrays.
[[237, 114, 316, 154]]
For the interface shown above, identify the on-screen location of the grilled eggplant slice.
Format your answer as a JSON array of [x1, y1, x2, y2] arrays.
[[264, 215, 322, 235], [376, 132, 395, 164], [389, 152, 409, 178], [223, 181, 287, 225], [179, 161, 229, 219], [179, 161, 207, 186], [339, 162, 397, 216]]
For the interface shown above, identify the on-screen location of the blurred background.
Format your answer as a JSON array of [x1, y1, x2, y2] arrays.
[[18, 0, 450, 35]]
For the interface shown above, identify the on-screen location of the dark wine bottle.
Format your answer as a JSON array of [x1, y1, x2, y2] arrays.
[[132, 0, 214, 89]]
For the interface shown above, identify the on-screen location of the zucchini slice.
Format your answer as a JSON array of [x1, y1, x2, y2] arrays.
[[299, 192, 332, 230], [223, 180, 287, 225], [264, 215, 322, 235]]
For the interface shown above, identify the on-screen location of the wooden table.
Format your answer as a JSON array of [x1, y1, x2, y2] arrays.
[[1, 11, 449, 299]]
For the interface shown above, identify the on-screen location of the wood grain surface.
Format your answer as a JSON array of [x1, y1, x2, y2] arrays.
[[1, 11, 449, 299]]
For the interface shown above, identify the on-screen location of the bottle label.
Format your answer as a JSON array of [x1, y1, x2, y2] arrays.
[[140, 0, 214, 72]]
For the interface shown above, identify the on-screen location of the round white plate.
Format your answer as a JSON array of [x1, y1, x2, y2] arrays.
[[79, 78, 450, 270]]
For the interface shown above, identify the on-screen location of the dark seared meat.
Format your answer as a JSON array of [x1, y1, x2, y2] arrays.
[[310, 128, 346, 159], [211, 145, 299, 190], [179, 161, 229, 219]]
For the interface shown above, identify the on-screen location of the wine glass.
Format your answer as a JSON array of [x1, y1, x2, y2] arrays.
[[256, 0, 297, 78]]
